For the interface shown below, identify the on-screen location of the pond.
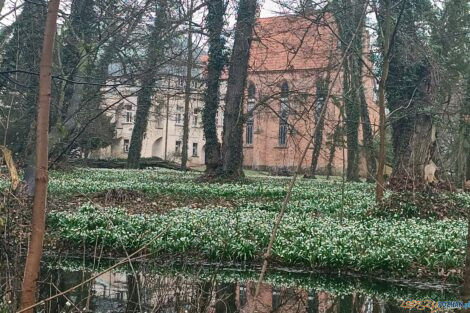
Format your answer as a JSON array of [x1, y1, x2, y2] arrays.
[[23, 261, 460, 313]]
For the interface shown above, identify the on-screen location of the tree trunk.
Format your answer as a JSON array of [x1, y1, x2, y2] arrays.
[[215, 283, 237, 313], [126, 274, 141, 313], [458, 84, 470, 185], [221, 0, 257, 179], [181, 0, 194, 170], [359, 76, 376, 183], [375, 0, 392, 202], [127, 0, 168, 168], [326, 125, 342, 179], [310, 79, 328, 178], [202, 0, 226, 175], [333, 0, 366, 182], [384, 0, 436, 189], [127, 83, 153, 168], [19, 0, 60, 311], [310, 116, 326, 178], [390, 114, 435, 186], [344, 56, 360, 181]]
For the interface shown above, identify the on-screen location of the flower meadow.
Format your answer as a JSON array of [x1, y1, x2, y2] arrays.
[[1, 169, 458, 276], [48, 204, 466, 274], [42, 168, 470, 278]]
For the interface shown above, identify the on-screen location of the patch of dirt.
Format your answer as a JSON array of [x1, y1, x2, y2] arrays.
[[48, 189, 238, 215], [375, 190, 469, 219]]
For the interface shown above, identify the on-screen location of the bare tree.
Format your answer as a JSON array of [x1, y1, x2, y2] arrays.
[[181, 0, 195, 169], [19, 0, 61, 311]]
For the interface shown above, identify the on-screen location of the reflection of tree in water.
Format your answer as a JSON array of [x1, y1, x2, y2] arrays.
[[35, 269, 445, 313]]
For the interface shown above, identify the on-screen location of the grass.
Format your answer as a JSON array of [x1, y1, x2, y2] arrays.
[[15, 167, 468, 279]]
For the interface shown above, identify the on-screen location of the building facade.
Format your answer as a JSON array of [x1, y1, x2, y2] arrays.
[[95, 65, 224, 166], [97, 14, 378, 175], [242, 15, 379, 175]]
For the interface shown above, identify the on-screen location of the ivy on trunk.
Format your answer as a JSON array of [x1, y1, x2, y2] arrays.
[[220, 0, 258, 179]]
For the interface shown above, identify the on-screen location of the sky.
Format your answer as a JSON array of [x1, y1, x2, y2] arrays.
[[260, 0, 283, 17]]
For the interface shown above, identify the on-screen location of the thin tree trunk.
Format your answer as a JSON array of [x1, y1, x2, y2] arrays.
[[326, 125, 341, 179], [202, 0, 226, 175], [310, 115, 326, 178], [310, 80, 328, 178], [344, 56, 361, 182], [375, 0, 392, 202], [181, 0, 194, 170], [20, 0, 60, 311], [360, 86, 376, 182], [221, 0, 257, 179]]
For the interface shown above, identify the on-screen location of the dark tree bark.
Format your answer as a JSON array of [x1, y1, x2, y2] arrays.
[[126, 274, 141, 313], [359, 76, 376, 183], [344, 58, 361, 182], [127, 0, 168, 168], [458, 81, 470, 185], [221, 0, 258, 179], [326, 125, 342, 179], [384, 1, 437, 188], [195, 281, 213, 313], [375, 0, 393, 201], [333, 0, 366, 182], [309, 79, 328, 178], [19, 0, 60, 311], [181, 0, 194, 170], [127, 81, 153, 168], [310, 116, 326, 178], [215, 283, 237, 313], [202, 0, 227, 175]]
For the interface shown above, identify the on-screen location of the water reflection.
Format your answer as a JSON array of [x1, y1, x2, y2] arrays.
[[34, 268, 458, 313]]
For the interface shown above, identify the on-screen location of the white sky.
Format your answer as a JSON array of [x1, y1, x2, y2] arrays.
[[260, 0, 283, 17]]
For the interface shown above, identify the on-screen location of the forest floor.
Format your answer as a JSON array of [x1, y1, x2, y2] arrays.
[[3, 167, 470, 283]]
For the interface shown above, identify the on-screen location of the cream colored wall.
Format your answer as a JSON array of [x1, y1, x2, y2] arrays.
[[94, 77, 224, 167]]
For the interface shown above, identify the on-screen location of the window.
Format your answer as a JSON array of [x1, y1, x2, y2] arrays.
[[175, 141, 181, 153], [175, 113, 182, 125], [246, 83, 255, 145], [125, 111, 133, 123], [192, 142, 198, 157], [315, 79, 327, 120], [192, 109, 199, 127], [279, 82, 289, 146], [123, 139, 130, 152], [155, 101, 164, 128], [156, 117, 163, 128]]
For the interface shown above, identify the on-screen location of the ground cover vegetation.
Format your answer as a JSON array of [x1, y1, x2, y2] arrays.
[[6, 167, 467, 280]]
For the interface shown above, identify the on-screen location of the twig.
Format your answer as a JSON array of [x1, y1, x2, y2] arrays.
[[252, 0, 370, 306], [16, 224, 171, 313]]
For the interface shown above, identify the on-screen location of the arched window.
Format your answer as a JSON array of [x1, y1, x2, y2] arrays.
[[315, 78, 327, 120], [246, 83, 256, 145], [279, 82, 289, 146]]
